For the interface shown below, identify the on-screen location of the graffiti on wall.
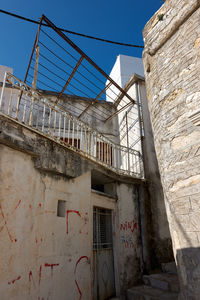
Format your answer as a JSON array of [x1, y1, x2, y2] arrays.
[[7, 257, 89, 300], [66, 209, 89, 236], [3, 198, 90, 300], [120, 235, 134, 248], [0, 200, 22, 242], [120, 220, 138, 233], [120, 220, 138, 249], [74, 256, 89, 300]]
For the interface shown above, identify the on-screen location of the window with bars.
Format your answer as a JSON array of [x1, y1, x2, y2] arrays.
[[93, 207, 113, 250]]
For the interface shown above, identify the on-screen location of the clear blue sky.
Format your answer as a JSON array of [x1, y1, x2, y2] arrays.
[[0, 0, 163, 81]]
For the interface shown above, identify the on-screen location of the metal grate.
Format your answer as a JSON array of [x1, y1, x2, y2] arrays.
[[93, 207, 113, 250]]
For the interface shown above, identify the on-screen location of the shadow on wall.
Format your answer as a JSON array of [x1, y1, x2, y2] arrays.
[[176, 247, 200, 300]]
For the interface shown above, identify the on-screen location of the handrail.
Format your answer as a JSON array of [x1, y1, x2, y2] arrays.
[[0, 73, 143, 178]]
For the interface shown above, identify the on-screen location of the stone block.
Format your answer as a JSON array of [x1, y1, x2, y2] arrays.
[[127, 285, 178, 300], [143, 273, 179, 292]]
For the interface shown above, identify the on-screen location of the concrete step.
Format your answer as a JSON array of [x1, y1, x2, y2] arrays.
[[161, 262, 177, 274], [127, 285, 179, 300], [143, 273, 179, 292]]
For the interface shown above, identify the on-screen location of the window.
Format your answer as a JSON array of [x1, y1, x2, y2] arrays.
[[57, 200, 67, 217], [93, 207, 113, 249]]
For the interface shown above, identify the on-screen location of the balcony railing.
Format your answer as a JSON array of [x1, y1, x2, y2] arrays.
[[0, 73, 143, 178]]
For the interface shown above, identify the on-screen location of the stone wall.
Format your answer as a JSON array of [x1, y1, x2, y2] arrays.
[[143, 0, 200, 298]]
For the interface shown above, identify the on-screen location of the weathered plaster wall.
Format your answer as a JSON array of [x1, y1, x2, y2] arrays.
[[116, 75, 173, 271], [143, 0, 200, 298], [115, 183, 141, 295], [0, 114, 143, 299], [0, 144, 92, 300], [139, 80, 173, 268]]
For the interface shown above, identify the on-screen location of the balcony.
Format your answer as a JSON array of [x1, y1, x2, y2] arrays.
[[0, 73, 143, 178]]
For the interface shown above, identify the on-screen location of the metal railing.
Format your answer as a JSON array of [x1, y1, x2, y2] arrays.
[[0, 73, 143, 178]]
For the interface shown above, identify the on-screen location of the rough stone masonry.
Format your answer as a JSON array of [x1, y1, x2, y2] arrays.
[[143, 0, 200, 299]]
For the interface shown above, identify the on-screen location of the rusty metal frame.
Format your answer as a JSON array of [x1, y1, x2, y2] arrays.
[[78, 82, 112, 119], [24, 14, 137, 122], [104, 101, 133, 123], [55, 56, 84, 103], [41, 15, 135, 102], [24, 16, 43, 85]]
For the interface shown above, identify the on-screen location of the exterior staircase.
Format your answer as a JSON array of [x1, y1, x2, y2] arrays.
[[127, 262, 179, 300]]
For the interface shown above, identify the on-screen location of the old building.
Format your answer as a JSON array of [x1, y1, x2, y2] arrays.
[[143, 0, 200, 299], [0, 11, 182, 300]]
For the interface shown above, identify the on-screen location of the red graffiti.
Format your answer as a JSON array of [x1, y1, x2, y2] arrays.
[[120, 221, 138, 233], [66, 210, 81, 234], [74, 256, 89, 300], [8, 275, 21, 285], [39, 265, 42, 286], [124, 241, 134, 248], [11, 200, 22, 214], [28, 265, 42, 289], [29, 271, 33, 282], [28, 271, 36, 288], [0, 201, 22, 242], [44, 263, 59, 277]]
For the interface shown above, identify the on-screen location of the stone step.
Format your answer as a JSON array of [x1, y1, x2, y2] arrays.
[[161, 262, 177, 274], [143, 273, 179, 292], [127, 285, 179, 300]]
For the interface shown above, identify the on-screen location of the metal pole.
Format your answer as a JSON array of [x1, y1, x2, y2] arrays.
[[0, 72, 7, 109], [136, 82, 145, 178], [55, 56, 84, 103], [125, 111, 130, 172], [32, 45, 40, 90]]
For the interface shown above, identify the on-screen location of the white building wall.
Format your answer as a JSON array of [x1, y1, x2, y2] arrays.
[[106, 55, 144, 103], [0, 65, 13, 82]]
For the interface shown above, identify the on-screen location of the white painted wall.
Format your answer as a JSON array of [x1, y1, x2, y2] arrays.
[[0, 65, 13, 82], [106, 55, 144, 102]]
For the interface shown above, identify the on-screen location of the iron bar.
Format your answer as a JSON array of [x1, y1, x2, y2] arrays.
[[104, 101, 133, 123], [0, 72, 7, 108], [136, 82, 144, 158], [55, 56, 84, 103], [8, 85, 13, 115], [42, 103, 46, 132], [78, 82, 112, 119], [32, 45, 40, 89]]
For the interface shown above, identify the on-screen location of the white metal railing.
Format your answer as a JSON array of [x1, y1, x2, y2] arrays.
[[0, 73, 143, 178]]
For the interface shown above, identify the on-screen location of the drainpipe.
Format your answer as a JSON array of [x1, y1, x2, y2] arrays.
[[135, 81, 145, 179], [135, 81, 148, 274]]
